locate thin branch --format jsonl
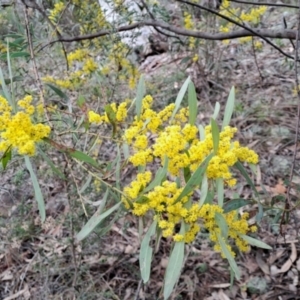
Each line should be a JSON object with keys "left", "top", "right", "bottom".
{"left": 229, "top": 0, "right": 299, "bottom": 9}
{"left": 39, "top": 19, "right": 296, "bottom": 60}
{"left": 20, "top": 0, "right": 69, "bottom": 69}
{"left": 23, "top": 6, "right": 51, "bottom": 124}
{"left": 134, "top": 280, "right": 143, "bottom": 300}
{"left": 283, "top": 15, "right": 296, "bottom": 50}
{"left": 139, "top": 0, "right": 182, "bottom": 42}
{"left": 23, "top": 0, "right": 297, "bottom": 62}
{"left": 175, "top": 0, "right": 294, "bottom": 59}
{"left": 251, "top": 37, "right": 264, "bottom": 82}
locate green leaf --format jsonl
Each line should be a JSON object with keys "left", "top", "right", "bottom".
{"left": 4, "top": 34, "right": 24, "bottom": 39}
{"left": 0, "top": 51, "right": 30, "bottom": 60}
{"left": 38, "top": 148, "right": 66, "bottom": 180}
{"left": 239, "top": 234, "right": 272, "bottom": 250}
{"left": 138, "top": 217, "right": 144, "bottom": 240}
{"left": 98, "top": 189, "right": 109, "bottom": 212}
{"left": 215, "top": 212, "right": 228, "bottom": 238}
{"left": 3, "top": 76, "right": 23, "bottom": 84}
{"left": 105, "top": 104, "right": 117, "bottom": 123}
{"left": 144, "top": 157, "right": 169, "bottom": 193}
{"left": 198, "top": 124, "right": 205, "bottom": 141}
{"left": 76, "top": 198, "right": 121, "bottom": 241}
{"left": 24, "top": 156, "right": 46, "bottom": 222}
{"left": 256, "top": 202, "right": 264, "bottom": 223}
{"left": 105, "top": 104, "right": 117, "bottom": 135}
{"left": 77, "top": 95, "right": 86, "bottom": 107}
{"left": 122, "top": 143, "right": 130, "bottom": 160}
{"left": 6, "top": 47, "right": 13, "bottom": 103}
{"left": 115, "top": 146, "right": 121, "bottom": 190}
{"left": 211, "top": 118, "right": 219, "bottom": 154}
{"left": 249, "top": 163, "right": 257, "bottom": 175}
{"left": 223, "top": 198, "right": 250, "bottom": 213}
{"left": 234, "top": 161, "right": 259, "bottom": 197}
{"left": 205, "top": 191, "right": 214, "bottom": 204}
{"left": 68, "top": 150, "right": 100, "bottom": 168}
{"left": 0, "top": 67, "right": 11, "bottom": 105}
{"left": 216, "top": 232, "right": 240, "bottom": 279}
{"left": 79, "top": 175, "right": 93, "bottom": 194}
{"left": 8, "top": 37, "right": 26, "bottom": 46}
{"left": 222, "top": 86, "right": 235, "bottom": 130}
{"left": 95, "top": 209, "right": 121, "bottom": 237}
{"left": 1, "top": 147, "right": 12, "bottom": 169}
{"left": 183, "top": 165, "right": 191, "bottom": 182}
{"left": 140, "top": 219, "right": 157, "bottom": 283}
{"left": 164, "top": 225, "right": 185, "bottom": 300}
{"left": 135, "top": 195, "right": 150, "bottom": 204}
{"left": 180, "top": 56, "right": 192, "bottom": 64}
{"left": 135, "top": 74, "right": 145, "bottom": 119}
{"left": 188, "top": 81, "right": 197, "bottom": 125}
{"left": 7, "top": 40, "right": 25, "bottom": 49}
{"left": 170, "top": 76, "right": 191, "bottom": 121}
{"left": 199, "top": 173, "right": 208, "bottom": 207}
{"left": 212, "top": 102, "right": 220, "bottom": 120}
{"left": 175, "top": 153, "right": 213, "bottom": 204}
{"left": 216, "top": 178, "right": 224, "bottom": 207}
{"left": 11, "top": 51, "right": 29, "bottom": 58}
{"left": 45, "top": 83, "right": 68, "bottom": 99}
{"left": 230, "top": 268, "right": 235, "bottom": 287}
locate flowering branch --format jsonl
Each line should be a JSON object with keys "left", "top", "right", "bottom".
{"left": 38, "top": 20, "right": 296, "bottom": 58}
{"left": 229, "top": 0, "right": 298, "bottom": 9}
{"left": 21, "top": 0, "right": 295, "bottom": 60}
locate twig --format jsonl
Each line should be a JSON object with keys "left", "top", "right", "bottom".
{"left": 23, "top": 6, "right": 51, "bottom": 124}
{"left": 139, "top": 0, "right": 183, "bottom": 42}
{"left": 20, "top": 0, "right": 69, "bottom": 69}
{"left": 229, "top": 0, "right": 299, "bottom": 9}
{"left": 251, "top": 37, "right": 264, "bottom": 82}
{"left": 63, "top": 154, "right": 78, "bottom": 287}
{"left": 280, "top": 0, "right": 300, "bottom": 234}
{"left": 38, "top": 20, "right": 296, "bottom": 61}
{"left": 175, "top": 0, "right": 294, "bottom": 60}
{"left": 134, "top": 279, "right": 143, "bottom": 300}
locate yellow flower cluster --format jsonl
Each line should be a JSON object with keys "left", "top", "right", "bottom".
{"left": 67, "top": 49, "right": 88, "bottom": 63}
{"left": 0, "top": 95, "right": 51, "bottom": 156}
{"left": 184, "top": 11, "right": 193, "bottom": 30}
{"left": 45, "top": 2, "right": 139, "bottom": 91}
{"left": 192, "top": 54, "right": 199, "bottom": 62}
{"left": 123, "top": 175, "right": 196, "bottom": 243}
{"left": 123, "top": 95, "right": 258, "bottom": 185}
{"left": 183, "top": 11, "right": 196, "bottom": 49}
{"left": 49, "top": 2, "right": 65, "bottom": 22}
{"left": 88, "top": 111, "right": 102, "bottom": 124}
{"left": 240, "top": 6, "right": 267, "bottom": 25}
{"left": 88, "top": 102, "right": 128, "bottom": 124}
{"left": 42, "top": 75, "right": 74, "bottom": 90}
{"left": 123, "top": 171, "right": 256, "bottom": 252}
{"left": 0, "top": 41, "right": 6, "bottom": 53}
{"left": 78, "top": 1, "right": 109, "bottom": 36}
{"left": 120, "top": 94, "right": 259, "bottom": 249}
{"left": 190, "top": 125, "right": 258, "bottom": 186}
{"left": 103, "top": 41, "right": 139, "bottom": 89}
{"left": 219, "top": 1, "right": 267, "bottom": 44}
{"left": 42, "top": 48, "right": 99, "bottom": 90}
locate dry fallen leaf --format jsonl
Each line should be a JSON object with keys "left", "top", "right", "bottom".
{"left": 271, "top": 243, "right": 297, "bottom": 276}
{"left": 3, "top": 284, "right": 30, "bottom": 300}
{"left": 256, "top": 250, "right": 270, "bottom": 275}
